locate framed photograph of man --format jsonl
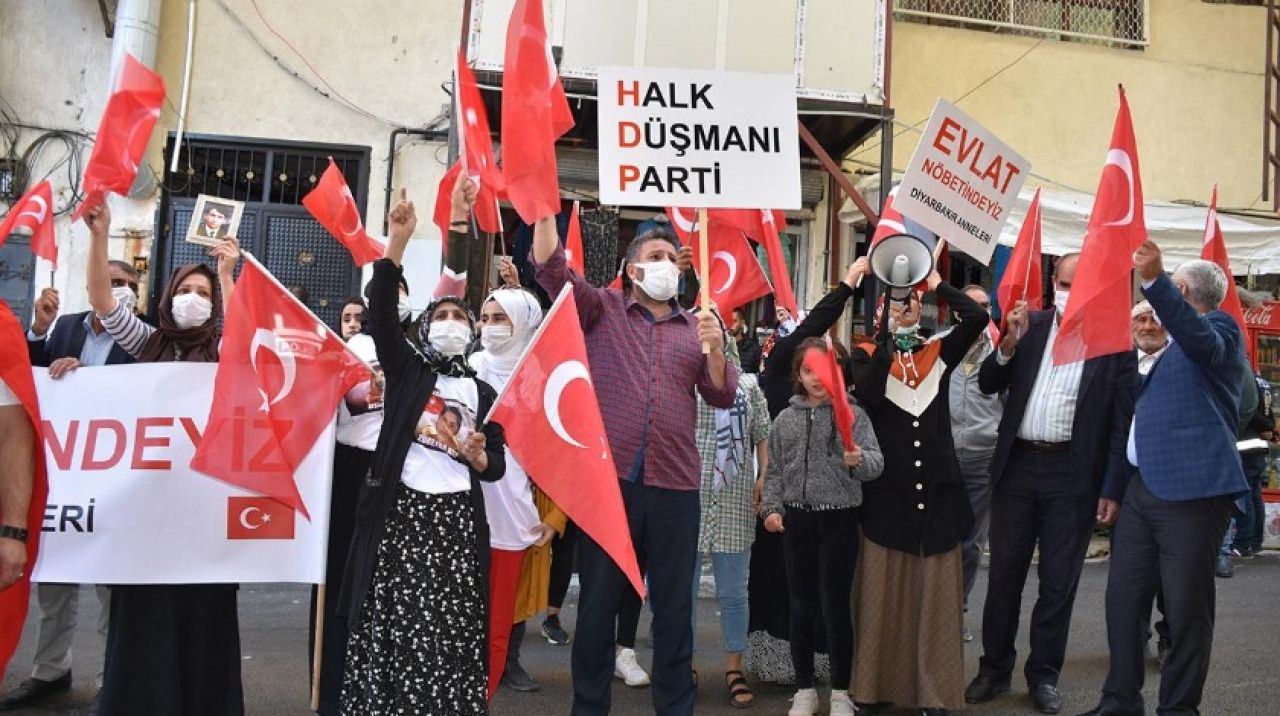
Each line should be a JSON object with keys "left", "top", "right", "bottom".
{"left": 186, "top": 194, "right": 244, "bottom": 247}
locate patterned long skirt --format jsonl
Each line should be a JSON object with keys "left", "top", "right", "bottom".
{"left": 342, "top": 486, "right": 487, "bottom": 714}
{"left": 853, "top": 538, "right": 965, "bottom": 711}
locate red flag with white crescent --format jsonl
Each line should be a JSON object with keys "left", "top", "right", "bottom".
{"left": 456, "top": 49, "right": 504, "bottom": 196}
{"left": 302, "top": 159, "right": 386, "bottom": 266}
{"left": 0, "top": 181, "right": 58, "bottom": 267}
{"left": 1054, "top": 86, "right": 1146, "bottom": 365}
{"left": 433, "top": 161, "right": 504, "bottom": 240}
{"left": 0, "top": 301, "right": 47, "bottom": 674}
{"left": 191, "top": 255, "right": 370, "bottom": 519}
{"left": 995, "top": 188, "right": 1045, "bottom": 340}
{"left": 486, "top": 285, "right": 644, "bottom": 597}
{"left": 1201, "top": 184, "right": 1251, "bottom": 364}
{"left": 72, "top": 53, "right": 165, "bottom": 221}
{"left": 501, "top": 0, "right": 574, "bottom": 223}
{"left": 690, "top": 224, "right": 773, "bottom": 316}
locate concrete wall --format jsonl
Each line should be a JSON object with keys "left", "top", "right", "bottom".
{"left": 867, "top": 0, "right": 1267, "bottom": 209}
{"left": 1, "top": 0, "right": 461, "bottom": 314}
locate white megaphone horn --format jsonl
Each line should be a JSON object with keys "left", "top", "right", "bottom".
{"left": 868, "top": 233, "right": 935, "bottom": 301}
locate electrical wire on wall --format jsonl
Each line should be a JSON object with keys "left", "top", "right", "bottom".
{"left": 0, "top": 92, "right": 94, "bottom": 219}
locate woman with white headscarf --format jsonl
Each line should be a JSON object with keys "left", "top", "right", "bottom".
{"left": 471, "top": 287, "right": 567, "bottom": 698}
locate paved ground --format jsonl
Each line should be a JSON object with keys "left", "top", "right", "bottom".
{"left": 3, "top": 553, "right": 1277, "bottom": 715}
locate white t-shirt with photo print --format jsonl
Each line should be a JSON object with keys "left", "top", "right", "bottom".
{"left": 400, "top": 374, "right": 480, "bottom": 495}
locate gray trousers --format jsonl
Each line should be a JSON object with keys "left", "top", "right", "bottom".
{"left": 959, "top": 458, "right": 994, "bottom": 608}
{"left": 32, "top": 583, "right": 110, "bottom": 686}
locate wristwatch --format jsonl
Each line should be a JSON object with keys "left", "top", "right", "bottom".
{"left": 0, "top": 525, "right": 28, "bottom": 542}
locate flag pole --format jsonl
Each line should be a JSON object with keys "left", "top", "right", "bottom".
{"left": 310, "top": 584, "right": 325, "bottom": 710}
{"left": 698, "top": 207, "right": 711, "bottom": 354}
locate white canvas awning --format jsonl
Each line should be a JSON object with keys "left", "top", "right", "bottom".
{"left": 854, "top": 176, "right": 1280, "bottom": 276}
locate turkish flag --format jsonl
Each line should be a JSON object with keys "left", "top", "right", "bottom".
{"left": 870, "top": 189, "right": 909, "bottom": 247}
{"left": 665, "top": 206, "right": 699, "bottom": 242}
{"left": 1202, "top": 184, "right": 1251, "bottom": 364}
{"left": 433, "top": 161, "right": 503, "bottom": 240}
{"left": 0, "top": 181, "right": 58, "bottom": 267}
{"left": 674, "top": 207, "right": 796, "bottom": 316}
{"left": 72, "top": 53, "right": 164, "bottom": 221}
{"left": 456, "top": 50, "right": 504, "bottom": 197}
{"left": 1054, "top": 86, "right": 1146, "bottom": 365}
{"left": 191, "top": 256, "right": 370, "bottom": 519}
{"left": 565, "top": 201, "right": 585, "bottom": 275}
{"left": 226, "top": 496, "right": 296, "bottom": 540}
{"left": 757, "top": 209, "right": 798, "bottom": 318}
{"left": 691, "top": 225, "right": 773, "bottom": 316}
{"left": 996, "top": 188, "right": 1045, "bottom": 339}
{"left": 486, "top": 285, "right": 644, "bottom": 597}
{"left": 800, "top": 339, "right": 856, "bottom": 451}
{"left": 0, "top": 301, "right": 47, "bottom": 674}
{"left": 501, "top": 0, "right": 574, "bottom": 223}
{"left": 302, "top": 158, "right": 385, "bottom": 266}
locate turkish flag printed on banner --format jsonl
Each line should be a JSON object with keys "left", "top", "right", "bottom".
{"left": 486, "top": 285, "right": 644, "bottom": 597}
{"left": 501, "top": 0, "right": 574, "bottom": 223}
{"left": 565, "top": 201, "right": 586, "bottom": 275}
{"left": 226, "top": 496, "right": 296, "bottom": 540}
{"left": 1202, "top": 184, "right": 1251, "bottom": 364}
{"left": 691, "top": 225, "right": 773, "bottom": 316}
{"left": 72, "top": 53, "right": 164, "bottom": 221}
{"left": 996, "top": 188, "right": 1045, "bottom": 339}
{"left": 302, "top": 158, "right": 386, "bottom": 266}
{"left": 1054, "top": 86, "right": 1146, "bottom": 365}
{"left": 433, "top": 161, "right": 503, "bottom": 241}
{"left": 456, "top": 49, "right": 503, "bottom": 197}
{"left": 0, "top": 301, "right": 48, "bottom": 675}
{"left": 801, "top": 340, "right": 856, "bottom": 451}
{"left": 191, "top": 255, "right": 370, "bottom": 519}
{"left": 0, "top": 180, "right": 58, "bottom": 267}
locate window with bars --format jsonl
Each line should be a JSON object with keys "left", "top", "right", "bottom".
{"left": 163, "top": 136, "right": 366, "bottom": 205}
{"left": 895, "top": 0, "right": 1149, "bottom": 48}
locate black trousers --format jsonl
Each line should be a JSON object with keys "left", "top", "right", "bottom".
{"left": 1099, "top": 474, "right": 1231, "bottom": 716}
{"left": 979, "top": 447, "right": 1094, "bottom": 687}
{"left": 571, "top": 480, "right": 699, "bottom": 716}
{"left": 782, "top": 506, "right": 859, "bottom": 690}
{"left": 548, "top": 521, "right": 579, "bottom": 610}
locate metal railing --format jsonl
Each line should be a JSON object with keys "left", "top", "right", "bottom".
{"left": 895, "top": 0, "right": 1149, "bottom": 48}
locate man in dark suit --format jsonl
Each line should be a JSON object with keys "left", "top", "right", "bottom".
{"left": 1078, "top": 242, "right": 1248, "bottom": 716}
{"left": 0, "top": 260, "right": 138, "bottom": 711}
{"left": 965, "top": 253, "right": 1136, "bottom": 715}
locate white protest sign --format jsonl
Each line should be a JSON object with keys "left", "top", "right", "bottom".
{"left": 596, "top": 66, "right": 801, "bottom": 209}
{"left": 895, "top": 99, "right": 1030, "bottom": 264}
{"left": 31, "top": 363, "right": 332, "bottom": 584}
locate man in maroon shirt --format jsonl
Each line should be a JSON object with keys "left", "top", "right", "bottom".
{"left": 534, "top": 214, "right": 737, "bottom": 715}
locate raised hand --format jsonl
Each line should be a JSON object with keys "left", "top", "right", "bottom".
{"left": 31, "top": 288, "right": 60, "bottom": 336}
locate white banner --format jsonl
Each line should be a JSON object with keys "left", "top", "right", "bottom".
{"left": 30, "top": 363, "right": 332, "bottom": 584}
{"left": 596, "top": 66, "right": 801, "bottom": 209}
{"left": 895, "top": 99, "right": 1031, "bottom": 265}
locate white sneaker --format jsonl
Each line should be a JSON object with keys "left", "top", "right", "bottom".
{"left": 613, "top": 648, "right": 650, "bottom": 687}
{"left": 830, "top": 690, "right": 856, "bottom": 716}
{"left": 788, "top": 687, "right": 819, "bottom": 716}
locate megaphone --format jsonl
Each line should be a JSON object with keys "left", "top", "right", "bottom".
{"left": 868, "top": 233, "right": 934, "bottom": 301}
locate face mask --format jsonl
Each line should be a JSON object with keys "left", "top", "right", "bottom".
{"left": 428, "top": 319, "right": 472, "bottom": 356}
{"left": 397, "top": 295, "right": 412, "bottom": 323}
{"left": 171, "top": 293, "right": 212, "bottom": 330}
{"left": 1054, "top": 288, "right": 1070, "bottom": 316}
{"left": 632, "top": 261, "right": 680, "bottom": 302}
{"left": 480, "top": 325, "right": 516, "bottom": 355}
{"left": 778, "top": 318, "right": 797, "bottom": 336}
{"left": 112, "top": 286, "right": 138, "bottom": 315}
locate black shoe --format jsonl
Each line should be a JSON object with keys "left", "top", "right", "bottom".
{"left": 1156, "top": 637, "right": 1172, "bottom": 666}
{"left": 921, "top": 710, "right": 948, "bottom": 716}
{"left": 0, "top": 673, "right": 73, "bottom": 711}
{"left": 541, "top": 615, "right": 570, "bottom": 645}
{"left": 1215, "top": 555, "right": 1233, "bottom": 578}
{"left": 964, "top": 674, "right": 1010, "bottom": 704}
{"left": 1031, "top": 684, "right": 1063, "bottom": 714}
{"left": 854, "top": 701, "right": 891, "bottom": 715}
{"left": 501, "top": 662, "right": 541, "bottom": 692}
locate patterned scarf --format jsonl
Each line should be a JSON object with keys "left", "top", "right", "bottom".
{"left": 409, "top": 296, "right": 475, "bottom": 379}
{"left": 713, "top": 389, "right": 751, "bottom": 490}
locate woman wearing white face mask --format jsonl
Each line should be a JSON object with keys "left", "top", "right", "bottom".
{"left": 339, "top": 186, "right": 506, "bottom": 715}
{"left": 82, "top": 202, "right": 248, "bottom": 715}
{"left": 470, "top": 287, "right": 567, "bottom": 698}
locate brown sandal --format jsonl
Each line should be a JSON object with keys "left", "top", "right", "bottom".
{"left": 725, "top": 670, "right": 753, "bottom": 708}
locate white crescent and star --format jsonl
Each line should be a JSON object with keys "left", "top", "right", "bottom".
{"left": 16, "top": 195, "right": 49, "bottom": 224}
{"left": 1102, "top": 148, "right": 1135, "bottom": 228}
{"left": 238, "top": 506, "right": 271, "bottom": 530}
{"left": 713, "top": 250, "right": 737, "bottom": 293}
{"left": 670, "top": 208, "right": 697, "bottom": 235}
{"left": 544, "top": 360, "right": 591, "bottom": 449}
{"left": 121, "top": 106, "right": 161, "bottom": 175}
{"left": 249, "top": 327, "right": 297, "bottom": 411}
{"left": 337, "top": 186, "right": 364, "bottom": 238}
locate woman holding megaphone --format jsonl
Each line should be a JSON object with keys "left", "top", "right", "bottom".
{"left": 848, "top": 264, "right": 989, "bottom": 716}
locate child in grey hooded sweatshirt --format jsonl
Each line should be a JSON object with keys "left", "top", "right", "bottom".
{"left": 760, "top": 337, "right": 883, "bottom": 716}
